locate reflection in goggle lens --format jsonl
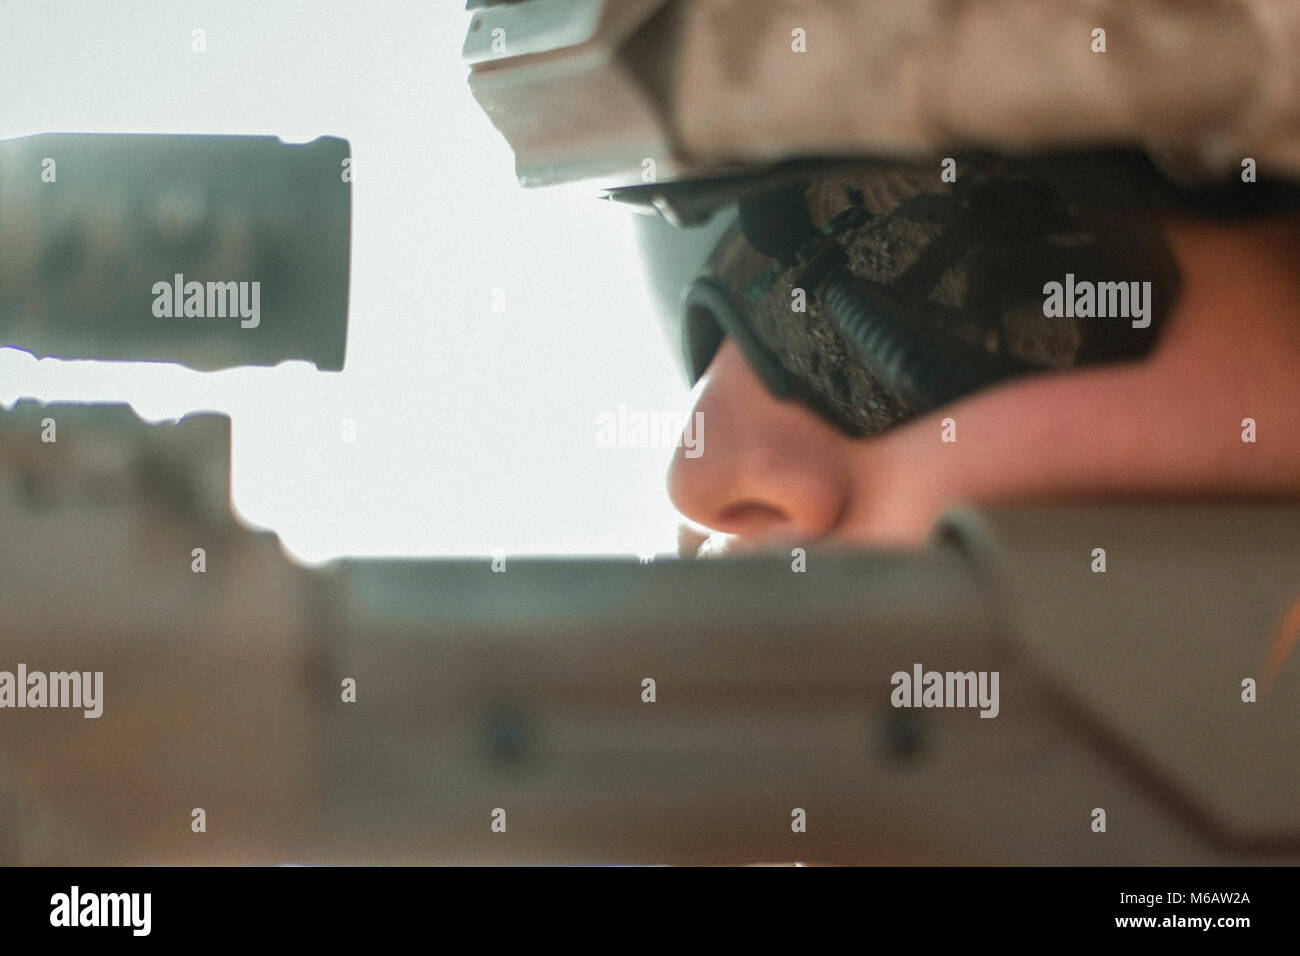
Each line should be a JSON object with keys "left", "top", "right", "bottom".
{"left": 683, "top": 159, "right": 1182, "bottom": 436}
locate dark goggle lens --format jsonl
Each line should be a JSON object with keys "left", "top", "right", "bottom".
{"left": 683, "top": 161, "right": 1181, "bottom": 437}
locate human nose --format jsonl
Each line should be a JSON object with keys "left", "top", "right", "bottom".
{"left": 667, "top": 339, "right": 853, "bottom": 544}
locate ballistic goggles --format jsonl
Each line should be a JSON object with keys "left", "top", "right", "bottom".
{"left": 623, "top": 152, "right": 1300, "bottom": 436}
{"left": 667, "top": 158, "right": 1183, "bottom": 435}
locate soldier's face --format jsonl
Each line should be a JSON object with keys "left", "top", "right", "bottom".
{"left": 668, "top": 215, "right": 1300, "bottom": 557}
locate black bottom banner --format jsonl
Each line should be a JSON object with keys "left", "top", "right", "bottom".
{"left": 0, "top": 865, "right": 1280, "bottom": 943}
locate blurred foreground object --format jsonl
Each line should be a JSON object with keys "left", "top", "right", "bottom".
{"left": 0, "top": 134, "right": 352, "bottom": 371}
{"left": 2, "top": 402, "right": 1298, "bottom": 864}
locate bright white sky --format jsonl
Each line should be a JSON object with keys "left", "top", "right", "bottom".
{"left": 0, "top": 0, "right": 693, "bottom": 562}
